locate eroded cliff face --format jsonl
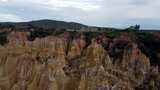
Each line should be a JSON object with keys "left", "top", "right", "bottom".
{"left": 0, "top": 31, "right": 159, "bottom": 90}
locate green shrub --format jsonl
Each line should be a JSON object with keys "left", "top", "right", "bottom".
{"left": 106, "top": 31, "right": 120, "bottom": 38}
{"left": 0, "top": 32, "right": 8, "bottom": 45}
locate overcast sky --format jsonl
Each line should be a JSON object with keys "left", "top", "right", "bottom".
{"left": 0, "top": 0, "right": 160, "bottom": 29}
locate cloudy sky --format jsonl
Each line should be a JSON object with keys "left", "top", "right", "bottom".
{"left": 0, "top": 0, "right": 160, "bottom": 29}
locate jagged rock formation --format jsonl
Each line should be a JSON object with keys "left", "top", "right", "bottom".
{"left": 0, "top": 31, "right": 159, "bottom": 90}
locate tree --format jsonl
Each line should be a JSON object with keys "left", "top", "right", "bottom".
{"left": 125, "top": 24, "right": 140, "bottom": 31}
{"left": 135, "top": 24, "right": 140, "bottom": 30}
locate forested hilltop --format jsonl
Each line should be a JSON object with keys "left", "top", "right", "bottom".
{"left": 0, "top": 19, "right": 88, "bottom": 30}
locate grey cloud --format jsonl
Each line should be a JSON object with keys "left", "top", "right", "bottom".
{"left": 0, "top": 0, "right": 160, "bottom": 29}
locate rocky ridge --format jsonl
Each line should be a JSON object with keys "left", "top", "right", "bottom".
{"left": 0, "top": 31, "right": 159, "bottom": 90}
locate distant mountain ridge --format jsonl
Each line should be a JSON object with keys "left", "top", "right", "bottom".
{"left": 0, "top": 19, "right": 88, "bottom": 30}
{"left": 1, "top": 19, "right": 160, "bottom": 32}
